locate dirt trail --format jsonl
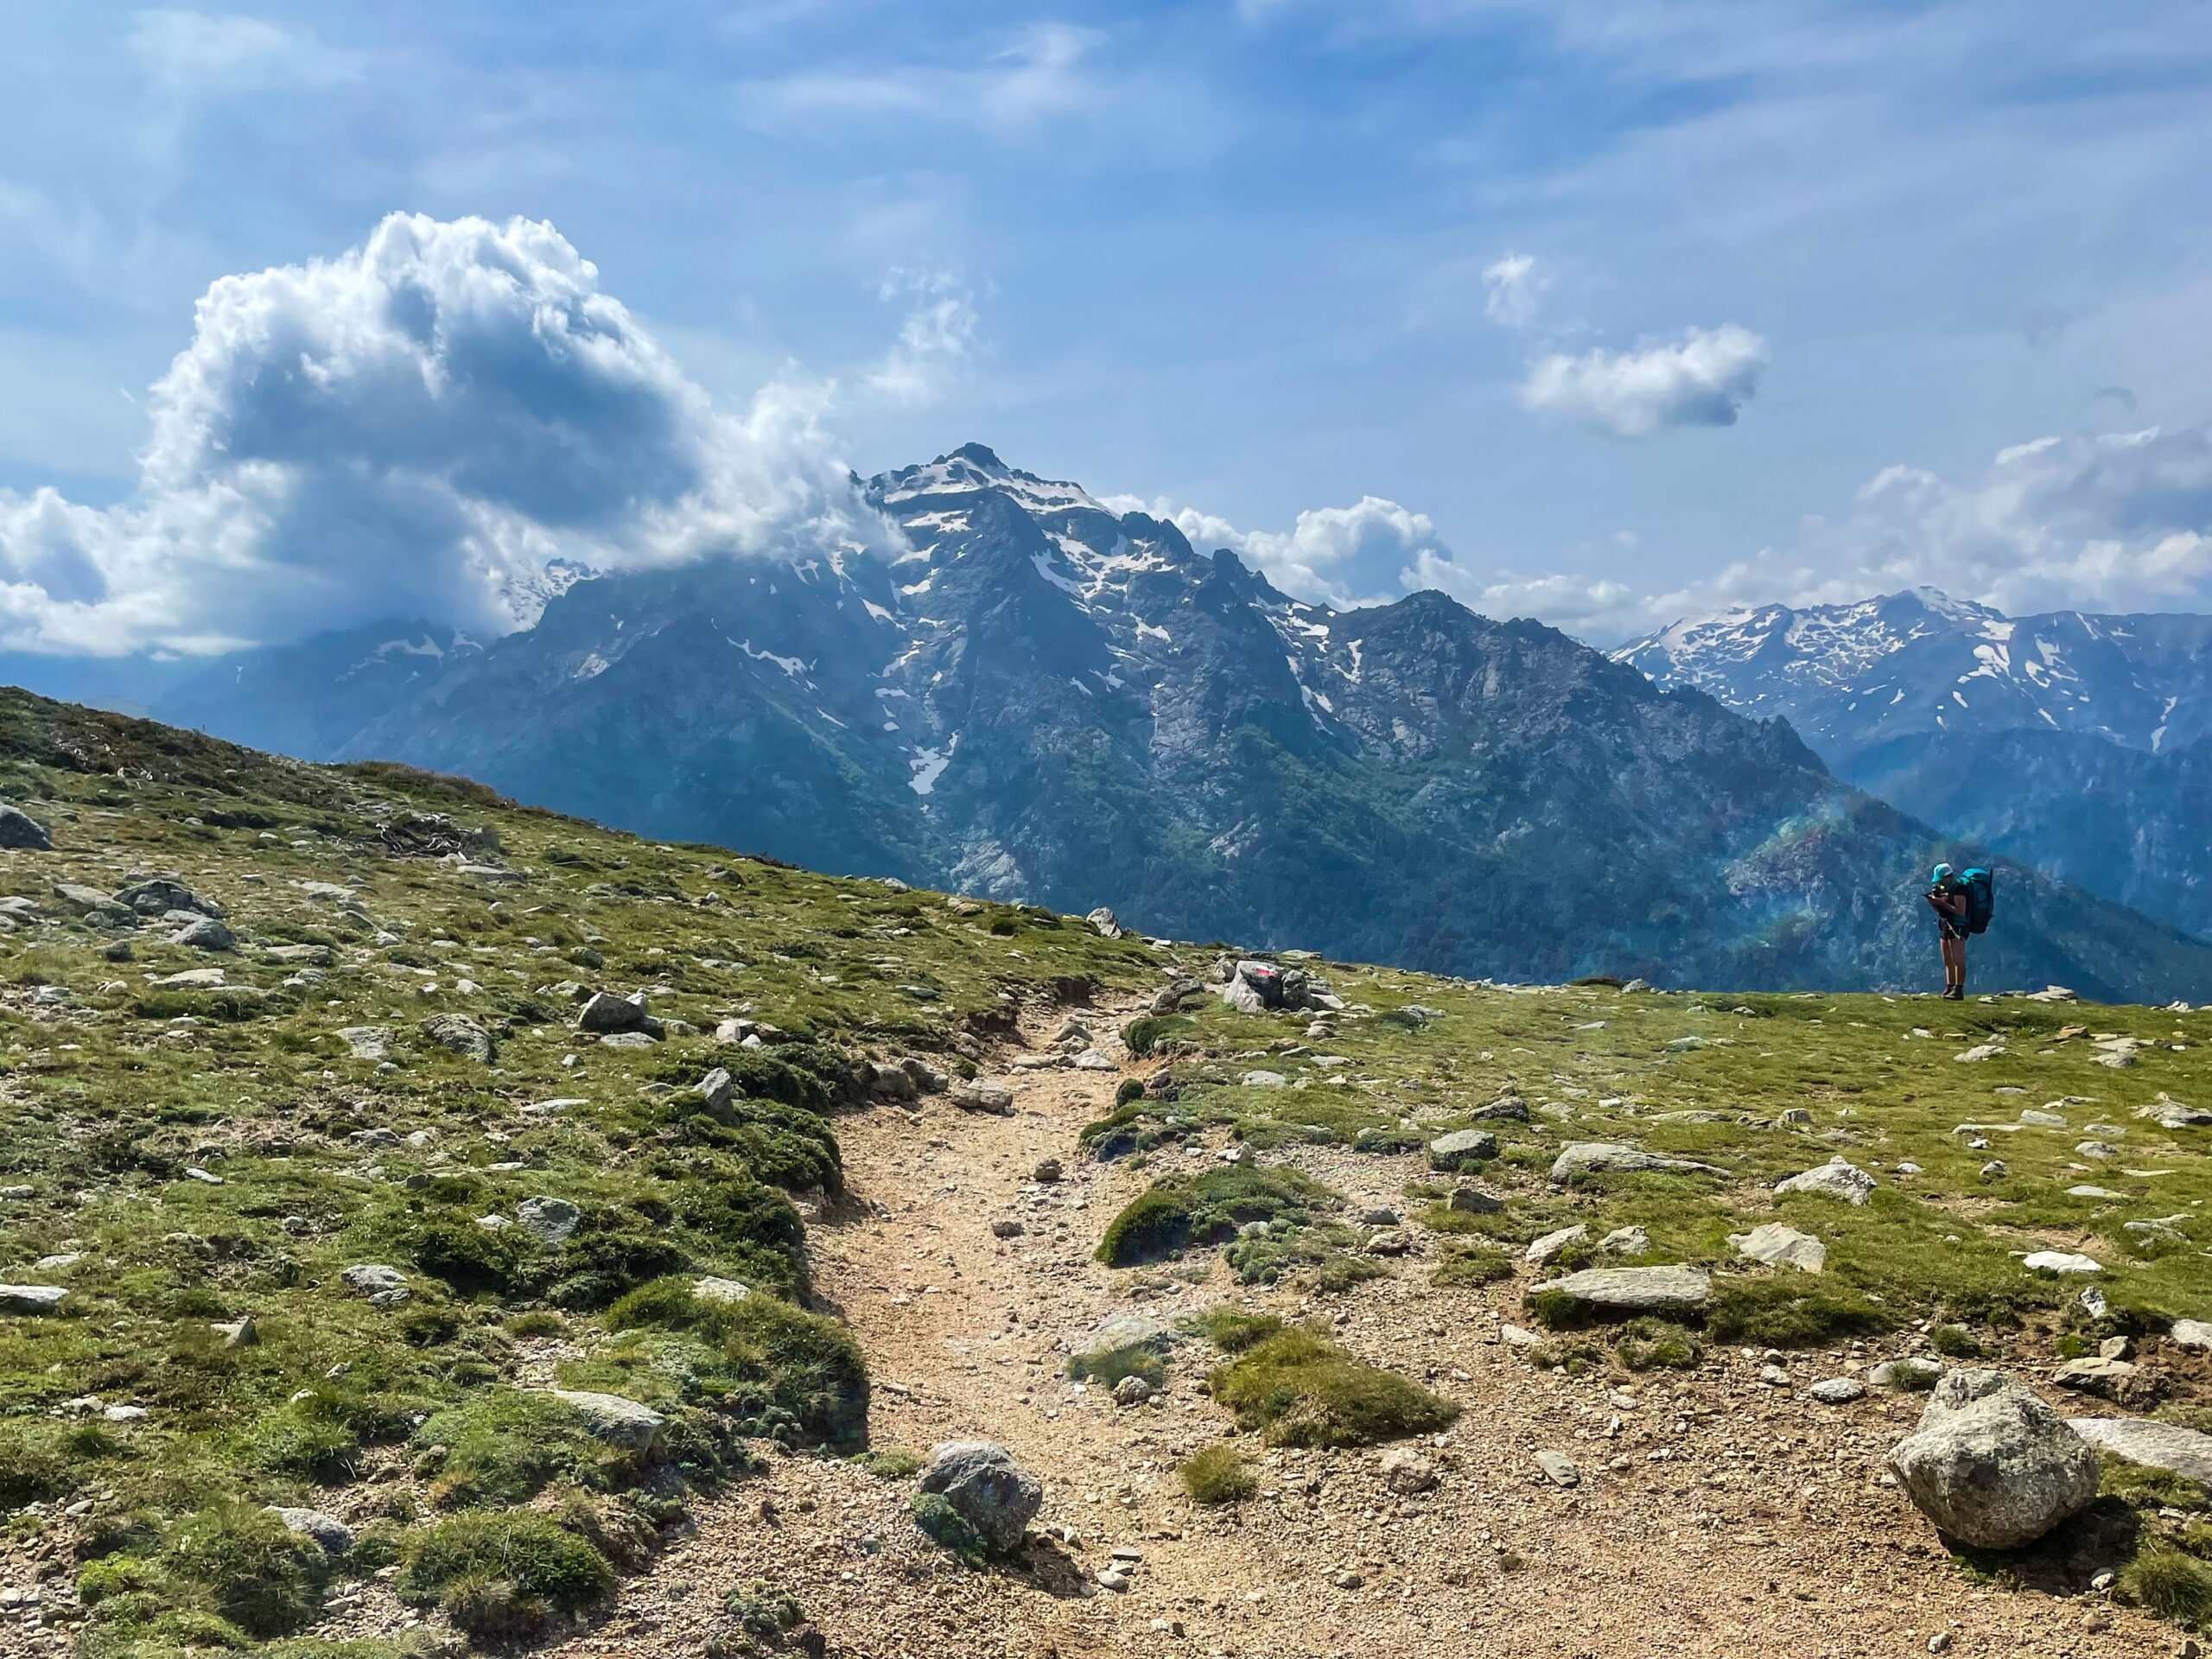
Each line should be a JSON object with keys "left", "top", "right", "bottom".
{"left": 567, "top": 1006, "right": 2162, "bottom": 1659}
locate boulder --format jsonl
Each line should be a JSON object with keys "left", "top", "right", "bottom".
{"left": 1082, "top": 1314, "right": 1179, "bottom": 1360}
{"left": 517, "top": 1197, "right": 582, "bottom": 1244}
{"left": 1112, "top": 1375, "right": 1154, "bottom": 1407}
{"left": 1531, "top": 1266, "right": 1711, "bottom": 1314}
{"left": 1731, "top": 1222, "right": 1827, "bottom": 1274}
{"left": 0, "top": 804, "right": 50, "bottom": 849}
{"left": 0, "top": 1285, "right": 67, "bottom": 1314}
{"left": 267, "top": 1507, "right": 353, "bottom": 1554}
{"left": 1470, "top": 1096, "right": 1530, "bottom": 1122}
{"left": 548, "top": 1389, "right": 666, "bottom": 1450}
{"left": 1086, "top": 907, "right": 1122, "bottom": 938}
{"left": 1549, "top": 1142, "right": 1722, "bottom": 1181}
{"left": 869, "top": 1062, "right": 919, "bottom": 1101}
{"left": 1219, "top": 976, "right": 1269, "bottom": 1014}
{"left": 2023, "top": 1251, "right": 2103, "bottom": 1275}
{"left": 1775, "top": 1156, "right": 1876, "bottom": 1205}
{"left": 2068, "top": 1417, "right": 2212, "bottom": 1485}
{"left": 918, "top": 1440, "right": 1044, "bottom": 1555}
{"left": 168, "top": 917, "right": 235, "bottom": 951}
{"left": 1446, "top": 1185, "right": 1503, "bottom": 1215}
{"left": 1380, "top": 1446, "right": 1440, "bottom": 1494}
{"left": 336, "top": 1026, "right": 391, "bottom": 1061}
{"left": 577, "top": 990, "right": 650, "bottom": 1033}
{"left": 951, "top": 1079, "right": 1014, "bottom": 1116}
{"left": 1599, "top": 1224, "right": 1650, "bottom": 1256}
{"left": 115, "top": 878, "right": 219, "bottom": 917}
{"left": 420, "top": 1014, "right": 494, "bottom": 1063}
{"left": 1427, "top": 1128, "right": 1498, "bottom": 1169}
{"left": 53, "top": 882, "right": 131, "bottom": 922}
{"left": 1525, "top": 1224, "right": 1588, "bottom": 1267}
{"left": 1809, "top": 1378, "right": 1866, "bottom": 1405}
{"left": 1886, "top": 1370, "right": 2099, "bottom": 1548}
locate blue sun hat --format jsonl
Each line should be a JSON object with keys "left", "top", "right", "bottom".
{"left": 1931, "top": 862, "right": 1954, "bottom": 883}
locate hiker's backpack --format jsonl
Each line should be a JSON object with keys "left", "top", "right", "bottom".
{"left": 1961, "top": 868, "right": 1994, "bottom": 935}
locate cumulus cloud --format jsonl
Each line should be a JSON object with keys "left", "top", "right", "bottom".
{"left": 1152, "top": 495, "right": 1452, "bottom": 608}
{"left": 1519, "top": 325, "right": 1768, "bottom": 436}
{"left": 0, "top": 213, "right": 903, "bottom": 656}
{"left": 1481, "top": 251, "right": 1547, "bottom": 329}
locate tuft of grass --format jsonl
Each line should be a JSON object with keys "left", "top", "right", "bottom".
{"left": 412, "top": 1388, "right": 640, "bottom": 1510}
{"left": 1096, "top": 1164, "right": 1338, "bottom": 1268}
{"left": 603, "top": 1278, "right": 868, "bottom": 1446}
{"left": 2124, "top": 1549, "right": 2212, "bottom": 1627}
{"left": 911, "top": 1492, "right": 988, "bottom": 1568}
{"left": 1432, "top": 1243, "right": 1514, "bottom": 1287}
{"left": 2103, "top": 1453, "right": 2211, "bottom": 1512}
{"left": 397, "top": 1510, "right": 615, "bottom": 1627}
{"left": 164, "top": 1498, "right": 330, "bottom": 1639}
{"left": 1207, "top": 1329, "right": 1459, "bottom": 1448}
{"left": 1704, "top": 1277, "right": 1892, "bottom": 1347}
{"left": 1069, "top": 1343, "right": 1166, "bottom": 1389}
{"left": 1184, "top": 1309, "right": 1286, "bottom": 1353}
{"left": 856, "top": 1447, "right": 925, "bottom": 1481}
{"left": 1179, "top": 1444, "right": 1258, "bottom": 1505}
{"left": 1928, "top": 1324, "right": 1984, "bottom": 1359}
{"left": 1615, "top": 1317, "right": 1705, "bottom": 1371}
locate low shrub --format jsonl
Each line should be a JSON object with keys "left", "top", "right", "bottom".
{"left": 1096, "top": 1165, "right": 1338, "bottom": 1268}
{"left": 1179, "top": 1444, "right": 1257, "bottom": 1505}
{"left": 2124, "top": 1548, "right": 2212, "bottom": 1626}
{"left": 1069, "top": 1343, "right": 1166, "bottom": 1389}
{"left": 1705, "top": 1278, "right": 1891, "bottom": 1347}
{"left": 1184, "top": 1309, "right": 1286, "bottom": 1353}
{"left": 165, "top": 1498, "right": 329, "bottom": 1638}
{"left": 603, "top": 1279, "right": 868, "bottom": 1446}
{"left": 397, "top": 1511, "right": 615, "bottom": 1623}
{"left": 1615, "top": 1318, "right": 1704, "bottom": 1371}
{"left": 1207, "top": 1329, "right": 1459, "bottom": 1448}
{"left": 1432, "top": 1243, "right": 1514, "bottom": 1287}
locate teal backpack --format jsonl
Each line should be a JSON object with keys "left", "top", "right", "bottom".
{"left": 1960, "top": 868, "right": 1994, "bottom": 935}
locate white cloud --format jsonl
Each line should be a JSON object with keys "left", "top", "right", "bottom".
{"left": 127, "top": 10, "right": 362, "bottom": 99}
{"left": 1519, "top": 324, "right": 1768, "bottom": 436}
{"left": 868, "top": 270, "right": 981, "bottom": 406}
{"left": 1481, "top": 251, "right": 1547, "bottom": 328}
{"left": 0, "top": 213, "right": 900, "bottom": 656}
{"left": 1157, "top": 495, "right": 1451, "bottom": 608}
{"left": 740, "top": 22, "right": 1104, "bottom": 134}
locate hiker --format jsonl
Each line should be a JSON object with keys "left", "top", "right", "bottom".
{"left": 1925, "top": 862, "right": 1993, "bottom": 1000}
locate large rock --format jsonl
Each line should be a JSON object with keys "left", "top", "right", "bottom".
{"left": 1080, "top": 1313, "right": 1180, "bottom": 1360}
{"left": 517, "top": 1196, "right": 582, "bottom": 1244}
{"left": 548, "top": 1389, "right": 666, "bottom": 1450}
{"left": 1731, "top": 1222, "right": 1827, "bottom": 1273}
{"left": 1531, "top": 1266, "right": 1711, "bottom": 1314}
{"left": 1886, "top": 1370, "right": 2099, "bottom": 1548}
{"left": 577, "top": 989, "right": 650, "bottom": 1033}
{"left": 1775, "top": 1156, "right": 1877, "bottom": 1205}
{"left": 950, "top": 1078, "right": 1014, "bottom": 1116}
{"left": 2068, "top": 1417, "right": 2212, "bottom": 1485}
{"left": 340, "top": 1264, "right": 412, "bottom": 1307}
{"left": 169, "top": 916, "right": 235, "bottom": 950}
{"left": 1549, "top": 1142, "right": 1722, "bottom": 1181}
{"left": 115, "top": 878, "right": 219, "bottom": 918}
{"left": 0, "top": 804, "right": 50, "bottom": 849}
{"left": 53, "top": 882, "right": 132, "bottom": 923}
{"left": 267, "top": 1507, "right": 353, "bottom": 1554}
{"left": 1427, "top": 1128, "right": 1498, "bottom": 1168}
{"left": 336, "top": 1026, "right": 391, "bottom": 1061}
{"left": 420, "top": 1014, "right": 494, "bottom": 1062}
{"left": 917, "top": 1440, "right": 1043, "bottom": 1555}
{"left": 1085, "top": 906, "right": 1122, "bottom": 938}
{"left": 0, "top": 1285, "right": 67, "bottom": 1314}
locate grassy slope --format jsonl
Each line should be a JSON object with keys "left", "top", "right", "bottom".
{"left": 0, "top": 689, "right": 1156, "bottom": 1656}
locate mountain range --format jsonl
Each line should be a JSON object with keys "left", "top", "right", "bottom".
{"left": 1619, "top": 589, "right": 2212, "bottom": 942}
{"left": 89, "top": 445, "right": 2212, "bottom": 1001}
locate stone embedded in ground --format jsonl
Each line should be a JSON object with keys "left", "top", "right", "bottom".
{"left": 695, "top": 1066, "right": 735, "bottom": 1112}
{"left": 1549, "top": 1142, "right": 1722, "bottom": 1181}
{"left": 2170, "top": 1319, "right": 2212, "bottom": 1351}
{"left": 168, "top": 915, "right": 235, "bottom": 950}
{"left": 1535, "top": 1450, "right": 1580, "bottom": 1487}
{"left": 2053, "top": 1356, "right": 2138, "bottom": 1397}
{"left": 1533, "top": 1265, "right": 1711, "bottom": 1314}
{"left": 2067, "top": 1417, "right": 2212, "bottom": 1485}
{"left": 1365, "top": 1230, "right": 1411, "bottom": 1256}
{"left": 1112, "top": 1375, "right": 1154, "bottom": 1407}
{"left": 1084, "top": 1314, "right": 1179, "bottom": 1360}
{"left": 1886, "top": 1370, "right": 2101, "bottom": 1548}
{"left": 1810, "top": 1378, "right": 1866, "bottom": 1404}
{"left": 694, "top": 1275, "right": 752, "bottom": 1305}
{"left": 517, "top": 1196, "right": 582, "bottom": 1244}
{"left": 1730, "top": 1222, "right": 1827, "bottom": 1274}
{"left": 0, "top": 1285, "right": 67, "bottom": 1314}
{"left": 340, "top": 1264, "right": 411, "bottom": 1307}
{"left": 2023, "top": 1250, "right": 2103, "bottom": 1274}
{"left": 1775, "top": 1156, "right": 1876, "bottom": 1205}
{"left": 917, "top": 1440, "right": 1044, "bottom": 1556}
{"left": 1242, "top": 1070, "right": 1287, "bottom": 1088}
{"left": 1446, "top": 1186, "right": 1503, "bottom": 1215}
{"left": 1033, "top": 1157, "right": 1063, "bottom": 1184}
{"left": 991, "top": 1218, "right": 1025, "bottom": 1238}
{"left": 951, "top": 1079, "right": 1015, "bottom": 1116}
{"left": 1525, "top": 1224, "right": 1589, "bottom": 1267}
{"left": 1470, "top": 1096, "right": 1530, "bottom": 1122}
{"left": 0, "top": 803, "right": 50, "bottom": 849}
{"left": 267, "top": 1507, "right": 353, "bottom": 1554}
{"left": 1599, "top": 1225, "right": 1650, "bottom": 1256}
{"left": 1380, "top": 1446, "right": 1440, "bottom": 1494}
{"left": 336, "top": 1026, "right": 391, "bottom": 1061}
{"left": 548, "top": 1389, "right": 667, "bottom": 1449}
{"left": 868, "top": 1061, "right": 918, "bottom": 1100}
{"left": 1428, "top": 1128, "right": 1499, "bottom": 1167}
{"left": 420, "top": 1013, "right": 494, "bottom": 1062}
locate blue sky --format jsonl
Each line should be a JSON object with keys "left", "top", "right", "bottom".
{"left": 2, "top": 1, "right": 2209, "bottom": 663}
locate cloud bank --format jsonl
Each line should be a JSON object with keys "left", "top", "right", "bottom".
{"left": 0, "top": 213, "right": 908, "bottom": 656}
{"left": 1519, "top": 325, "right": 1769, "bottom": 436}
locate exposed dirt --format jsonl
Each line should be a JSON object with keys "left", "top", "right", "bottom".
{"left": 549, "top": 1002, "right": 2174, "bottom": 1659}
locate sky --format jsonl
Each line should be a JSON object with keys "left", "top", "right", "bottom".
{"left": 1, "top": 1, "right": 2209, "bottom": 667}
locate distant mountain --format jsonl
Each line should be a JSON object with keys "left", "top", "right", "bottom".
{"left": 1619, "top": 591, "right": 2212, "bottom": 938}
{"left": 140, "top": 446, "right": 2212, "bottom": 1001}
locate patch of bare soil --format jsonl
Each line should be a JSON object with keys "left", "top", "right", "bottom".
{"left": 561, "top": 1006, "right": 2167, "bottom": 1659}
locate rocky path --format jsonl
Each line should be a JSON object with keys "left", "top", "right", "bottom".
{"left": 562, "top": 1007, "right": 2169, "bottom": 1659}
